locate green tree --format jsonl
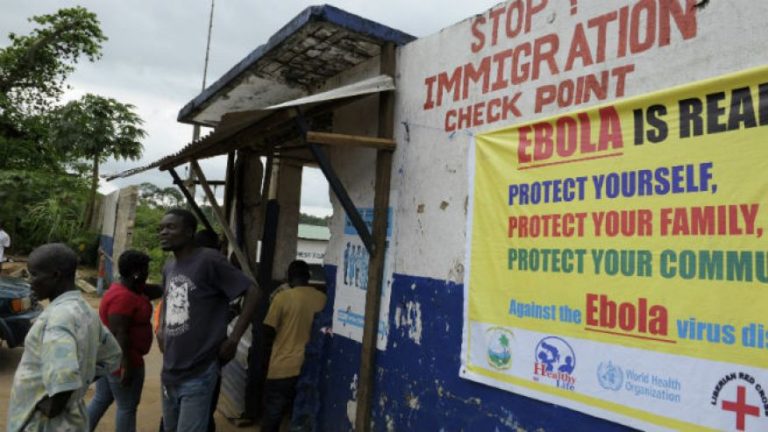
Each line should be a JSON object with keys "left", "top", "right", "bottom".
{"left": 0, "top": 7, "right": 106, "bottom": 171}
{"left": 50, "top": 94, "right": 146, "bottom": 227}
{"left": 299, "top": 212, "right": 330, "bottom": 226}
{"left": 0, "top": 169, "right": 90, "bottom": 252}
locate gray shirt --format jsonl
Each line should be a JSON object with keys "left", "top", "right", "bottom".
{"left": 161, "top": 247, "right": 250, "bottom": 384}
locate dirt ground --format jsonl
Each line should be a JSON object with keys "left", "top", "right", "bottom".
{"left": 0, "top": 292, "right": 259, "bottom": 432}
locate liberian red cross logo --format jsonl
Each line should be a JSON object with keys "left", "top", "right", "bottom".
{"left": 721, "top": 385, "right": 760, "bottom": 431}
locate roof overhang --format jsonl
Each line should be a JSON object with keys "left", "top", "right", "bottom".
{"left": 177, "top": 4, "right": 414, "bottom": 127}
{"left": 107, "top": 74, "right": 394, "bottom": 180}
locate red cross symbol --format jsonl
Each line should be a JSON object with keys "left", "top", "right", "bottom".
{"left": 722, "top": 385, "right": 760, "bottom": 431}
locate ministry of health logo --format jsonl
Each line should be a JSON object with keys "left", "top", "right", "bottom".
{"left": 485, "top": 327, "right": 513, "bottom": 370}
{"left": 597, "top": 361, "right": 624, "bottom": 391}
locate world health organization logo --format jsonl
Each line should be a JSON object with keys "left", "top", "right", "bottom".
{"left": 485, "top": 327, "right": 514, "bottom": 370}
{"left": 597, "top": 361, "right": 624, "bottom": 391}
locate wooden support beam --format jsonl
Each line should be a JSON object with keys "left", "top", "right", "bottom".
{"left": 190, "top": 160, "right": 259, "bottom": 286}
{"left": 168, "top": 167, "right": 215, "bottom": 233}
{"left": 296, "top": 110, "right": 375, "bottom": 255}
{"left": 356, "top": 42, "right": 396, "bottom": 432}
{"left": 306, "top": 131, "right": 396, "bottom": 150}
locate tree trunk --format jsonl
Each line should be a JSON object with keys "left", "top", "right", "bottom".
{"left": 83, "top": 156, "right": 99, "bottom": 229}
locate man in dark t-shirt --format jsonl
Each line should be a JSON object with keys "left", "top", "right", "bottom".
{"left": 157, "top": 209, "right": 260, "bottom": 432}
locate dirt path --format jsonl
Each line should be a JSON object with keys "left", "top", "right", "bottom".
{"left": 0, "top": 293, "right": 258, "bottom": 432}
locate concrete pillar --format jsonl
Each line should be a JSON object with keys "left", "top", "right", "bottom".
{"left": 111, "top": 186, "right": 139, "bottom": 279}
{"left": 272, "top": 160, "right": 303, "bottom": 279}
{"left": 239, "top": 151, "right": 264, "bottom": 266}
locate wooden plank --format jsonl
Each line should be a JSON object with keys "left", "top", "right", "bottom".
{"left": 295, "top": 110, "right": 375, "bottom": 255}
{"left": 190, "top": 160, "right": 258, "bottom": 286}
{"left": 223, "top": 151, "right": 236, "bottom": 224}
{"left": 306, "top": 131, "right": 396, "bottom": 150}
{"left": 168, "top": 167, "right": 215, "bottom": 233}
{"left": 356, "top": 41, "right": 396, "bottom": 432}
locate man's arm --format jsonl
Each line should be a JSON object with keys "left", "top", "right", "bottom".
{"left": 144, "top": 283, "right": 163, "bottom": 300}
{"left": 218, "top": 284, "right": 260, "bottom": 363}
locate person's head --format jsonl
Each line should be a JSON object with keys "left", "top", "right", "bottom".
{"left": 286, "top": 260, "right": 311, "bottom": 287}
{"left": 27, "top": 243, "right": 78, "bottom": 300}
{"left": 195, "top": 229, "right": 220, "bottom": 250}
{"left": 158, "top": 208, "right": 197, "bottom": 252}
{"left": 118, "top": 249, "right": 150, "bottom": 290}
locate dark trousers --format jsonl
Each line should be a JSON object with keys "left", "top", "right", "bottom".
{"left": 261, "top": 376, "right": 298, "bottom": 432}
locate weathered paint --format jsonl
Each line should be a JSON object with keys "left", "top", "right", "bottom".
{"left": 313, "top": 1, "right": 768, "bottom": 430}
{"left": 178, "top": 5, "right": 415, "bottom": 126}
{"left": 316, "top": 266, "right": 636, "bottom": 431}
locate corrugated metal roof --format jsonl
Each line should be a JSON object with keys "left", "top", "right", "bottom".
{"left": 107, "top": 74, "right": 393, "bottom": 180}
{"left": 108, "top": 5, "right": 413, "bottom": 180}
{"left": 178, "top": 4, "right": 415, "bottom": 126}
{"left": 298, "top": 224, "right": 330, "bottom": 240}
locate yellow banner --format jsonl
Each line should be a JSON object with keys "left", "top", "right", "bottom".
{"left": 465, "top": 66, "right": 768, "bottom": 431}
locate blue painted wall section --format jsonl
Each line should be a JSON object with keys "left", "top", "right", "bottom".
{"left": 99, "top": 235, "right": 114, "bottom": 282}
{"left": 316, "top": 265, "right": 637, "bottom": 431}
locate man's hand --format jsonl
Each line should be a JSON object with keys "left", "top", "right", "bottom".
{"left": 218, "top": 337, "right": 239, "bottom": 364}
{"left": 36, "top": 391, "right": 73, "bottom": 418}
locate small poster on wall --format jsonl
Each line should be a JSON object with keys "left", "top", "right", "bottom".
{"left": 332, "top": 198, "right": 396, "bottom": 351}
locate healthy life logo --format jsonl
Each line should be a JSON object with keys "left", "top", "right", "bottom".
{"left": 533, "top": 336, "right": 576, "bottom": 390}
{"left": 485, "top": 327, "right": 514, "bottom": 370}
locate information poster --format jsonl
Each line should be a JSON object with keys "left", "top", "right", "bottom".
{"left": 462, "top": 67, "right": 768, "bottom": 431}
{"left": 333, "top": 203, "right": 395, "bottom": 351}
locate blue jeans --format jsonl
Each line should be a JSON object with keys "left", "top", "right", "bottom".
{"left": 87, "top": 366, "right": 145, "bottom": 432}
{"left": 162, "top": 362, "right": 219, "bottom": 432}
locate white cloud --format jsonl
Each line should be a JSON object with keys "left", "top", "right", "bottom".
{"left": 3, "top": 0, "right": 500, "bottom": 213}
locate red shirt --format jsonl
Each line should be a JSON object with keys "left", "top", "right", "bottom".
{"left": 100, "top": 282, "right": 153, "bottom": 367}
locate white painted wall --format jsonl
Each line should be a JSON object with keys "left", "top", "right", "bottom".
{"left": 297, "top": 238, "right": 327, "bottom": 264}
{"left": 386, "top": 0, "right": 768, "bottom": 281}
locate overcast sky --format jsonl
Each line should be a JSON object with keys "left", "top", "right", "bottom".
{"left": 2, "top": 0, "right": 499, "bottom": 216}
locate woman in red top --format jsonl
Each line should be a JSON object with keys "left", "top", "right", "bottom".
{"left": 87, "top": 250, "right": 162, "bottom": 432}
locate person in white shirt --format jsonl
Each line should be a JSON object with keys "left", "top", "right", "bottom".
{"left": 0, "top": 225, "right": 10, "bottom": 273}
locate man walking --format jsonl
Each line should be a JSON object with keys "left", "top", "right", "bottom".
{"left": 261, "top": 260, "right": 326, "bottom": 432}
{"left": 7, "top": 243, "right": 122, "bottom": 431}
{"left": 157, "top": 209, "right": 260, "bottom": 432}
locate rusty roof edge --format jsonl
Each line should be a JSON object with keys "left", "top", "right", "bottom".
{"left": 177, "top": 4, "right": 415, "bottom": 125}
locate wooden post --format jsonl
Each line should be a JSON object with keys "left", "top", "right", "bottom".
{"left": 355, "top": 42, "right": 396, "bottom": 432}
{"left": 190, "top": 160, "right": 259, "bottom": 286}
{"left": 168, "top": 167, "right": 216, "bottom": 233}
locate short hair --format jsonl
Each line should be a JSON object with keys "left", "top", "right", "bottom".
{"left": 287, "top": 260, "right": 311, "bottom": 282}
{"left": 29, "top": 243, "right": 78, "bottom": 279}
{"left": 195, "top": 229, "right": 220, "bottom": 249}
{"left": 165, "top": 208, "right": 198, "bottom": 233}
{"left": 118, "top": 249, "right": 150, "bottom": 278}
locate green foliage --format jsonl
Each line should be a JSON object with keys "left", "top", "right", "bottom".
{"left": 299, "top": 212, "right": 330, "bottom": 226}
{"left": 132, "top": 202, "right": 169, "bottom": 281}
{"left": 138, "top": 182, "right": 184, "bottom": 209}
{"left": 0, "top": 169, "right": 91, "bottom": 253}
{"left": 0, "top": 7, "right": 105, "bottom": 114}
{"left": 0, "top": 7, "right": 106, "bottom": 171}
{"left": 0, "top": 7, "right": 146, "bottom": 262}
{"left": 49, "top": 93, "right": 146, "bottom": 226}
{"left": 50, "top": 94, "right": 145, "bottom": 163}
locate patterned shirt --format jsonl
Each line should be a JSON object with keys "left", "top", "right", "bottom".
{"left": 7, "top": 290, "right": 121, "bottom": 432}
